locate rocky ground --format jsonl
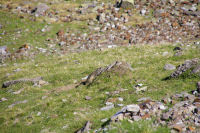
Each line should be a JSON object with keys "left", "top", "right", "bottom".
{"left": 0, "top": 0, "right": 200, "bottom": 133}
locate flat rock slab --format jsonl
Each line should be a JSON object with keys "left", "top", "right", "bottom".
{"left": 81, "top": 61, "right": 133, "bottom": 85}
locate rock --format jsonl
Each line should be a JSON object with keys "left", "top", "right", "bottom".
{"left": 173, "top": 47, "right": 182, "bottom": 51}
{"left": 101, "top": 118, "right": 108, "bottom": 122}
{"left": 2, "top": 77, "right": 43, "bottom": 88}
{"left": 192, "top": 65, "right": 200, "bottom": 75}
{"left": 97, "top": 13, "right": 106, "bottom": 23}
{"left": 85, "top": 96, "right": 91, "bottom": 100}
{"left": 76, "top": 121, "right": 91, "bottom": 133}
{"left": 0, "top": 97, "right": 8, "bottom": 102}
{"left": 170, "top": 58, "right": 200, "bottom": 78}
{"left": 137, "top": 97, "right": 151, "bottom": 102}
{"left": 81, "top": 61, "right": 133, "bottom": 85}
{"left": 140, "top": 9, "right": 146, "bottom": 16}
{"left": 158, "top": 104, "right": 166, "bottom": 110}
{"left": 162, "top": 52, "right": 169, "bottom": 56}
{"left": 197, "top": 82, "right": 200, "bottom": 93}
{"left": 116, "top": 0, "right": 134, "bottom": 9}
{"left": 33, "top": 3, "right": 49, "bottom": 16}
{"left": 105, "top": 102, "right": 113, "bottom": 106}
{"left": 164, "top": 64, "right": 176, "bottom": 70}
{"left": 126, "top": 104, "right": 140, "bottom": 112}
{"left": 132, "top": 116, "right": 141, "bottom": 121}
{"left": 118, "top": 97, "right": 123, "bottom": 102}
{"left": 161, "top": 113, "right": 170, "bottom": 120}
{"left": 0, "top": 46, "right": 8, "bottom": 55}
{"left": 8, "top": 100, "right": 28, "bottom": 108}
{"left": 101, "top": 105, "right": 114, "bottom": 111}
{"left": 136, "top": 86, "right": 147, "bottom": 93}
{"left": 13, "top": 88, "right": 24, "bottom": 95}
{"left": 37, "top": 112, "right": 41, "bottom": 116}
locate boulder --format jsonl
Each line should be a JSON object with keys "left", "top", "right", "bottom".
{"left": 32, "top": 3, "right": 49, "bottom": 16}
{"left": 116, "top": 0, "right": 134, "bottom": 9}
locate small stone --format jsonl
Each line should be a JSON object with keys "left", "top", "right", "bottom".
{"left": 59, "top": 41, "right": 66, "bottom": 46}
{"left": 117, "top": 104, "right": 124, "bottom": 107}
{"left": 0, "top": 46, "right": 8, "bottom": 55}
{"left": 38, "top": 80, "right": 48, "bottom": 85}
{"left": 141, "top": 114, "right": 150, "bottom": 119}
{"left": 132, "top": 116, "right": 141, "bottom": 121}
{"left": 85, "top": 96, "right": 91, "bottom": 100}
{"left": 137, "top": 97, "right": 151, "bottom": 102}
{"left": 62, "top": 124, "right": 68, "bottom": 129}
{"left": 101, "top": 118, "right": 108, "bottom": 122}
{"left": 105, "top": 102, "right": 113, "bottom": 106}
{"left": 62, "top": 99, "right": 67, "bottom": 102}
{"left": 161, "top": 113, "right": 170, "bottom": 120}
{"left": 0, "top": 97, "right": 8, "bottom": 102}
{"left": 37, "top": 112, "right": 41, "bottom": 116}
{"left": 118, "top": 97, "right": 123, "bottom": 102}
{"left": 159, "top": 104, "right": 166, "bottom": 110}
{"left": 164, "top": 64, "right": 176, "bottom": 70}
{"left": 162, "top": 51, "right": 169, "bottom": 56}
{"left": 101, "top": 105, "right": 114, "bottom": 111}
{"left": 126, "top": 104, "right": 140, "bottom": 113}
{"left": 136, "top": 86, "right": 147, "bottom": 92}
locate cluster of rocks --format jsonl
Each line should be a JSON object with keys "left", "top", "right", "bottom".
{"left": 0, "top": 44, "right": 36, "bottom": 63}
{"left": 106, "top": 82, "right": 200, "bottom": 132}
{"left": 170, "top": 58, "right": 200, "bottom": 78}
{"left": 1, "top": 0, "right": 199, "bottom": 53}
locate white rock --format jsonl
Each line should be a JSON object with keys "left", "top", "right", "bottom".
{"left": 126, "top": 104, "right": 140, "bottom": 112}
{"left": 118, "top": 97, "right": 123, "bottom": 102}
{"left": 101, "top": 105, "right": 114, "bottom": 111}
{"left": 37, "top": 112, "right": 41, "bottom": 116}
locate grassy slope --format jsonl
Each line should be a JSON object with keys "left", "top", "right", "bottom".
{"left": 0, "top": 9, "right": 200, "bottom": 133}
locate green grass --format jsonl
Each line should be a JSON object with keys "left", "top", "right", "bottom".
{"left": 0, "top": 4, "right": 200, "bottom": 133}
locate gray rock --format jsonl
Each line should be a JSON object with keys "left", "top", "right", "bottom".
{"left": 34, "top": 3, "right": 49, "bottom": 16}
{"left": 164, "top": 64, "right": 176, "bottom": 70}
{"left": 126, "top": 104, "right": 140, "bottom": 112}
{"left": 97, "top": 13, "right": 106, "bottom": 23}
{"left": 132, "top": 116, "right": 141, "bottom": 121}
{"left": 101, "top": 105, "right": 114, "bottom": 111}
{"left": 85, "top": 96, "right": 91, "bottom": 100}
{"left": 0, "top": 46, "right": 8, "bottom": 55}
{"left": 116, "top": 0, "right": 134, "bottom": 9}
{"left": 76, "top": 121, "right": 91, "bottom": 133}
{"left": 197, "top": 82, "right": 200, "bottom": 93}
{"left": 192, "top": 65, "right": 200, "bottom": 75}
{"left": 161, "top": 113, "right": 170, "bottom": 120}
{"left": 8, "top": 100, "right": 28, "bottom": 108}
{"left": 170, "top": 58, "right": 199, "bottom": 78}
{"left": 101, "top": 118, "right": 108, "bottom": 122}
{"left": 59, "top": 41, "right": 66, "bottom": 46}
{"left": 137, "top": 97, "right": 151, "bottom": 102}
